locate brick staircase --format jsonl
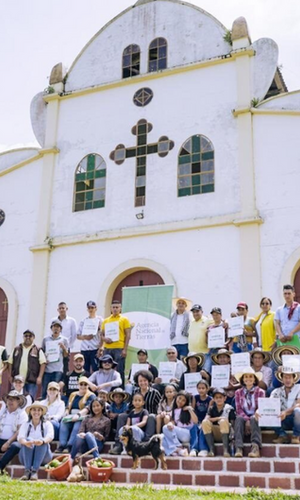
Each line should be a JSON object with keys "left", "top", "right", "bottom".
{"left": 3, "top": 436, "right": 300, "bottom": 491}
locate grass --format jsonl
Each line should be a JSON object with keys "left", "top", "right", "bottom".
{"left": 0, "top": 480, "right": 299, "bottom": 500}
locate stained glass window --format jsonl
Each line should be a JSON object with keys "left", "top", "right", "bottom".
{"left": 149, "top": 38, "right": 167, "bottom": 72}
{"left": 74, "top": 154, "right": 106, "bottom": 212}
{"left": 122, "top": 44, "right": 140, "bottom": 79}
{"left": 178, "top": 135, "right": 215, "bottom": 197}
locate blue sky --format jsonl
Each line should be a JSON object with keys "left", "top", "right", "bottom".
{"left": 0, "top": 0, "right": 299, "bottom": 150}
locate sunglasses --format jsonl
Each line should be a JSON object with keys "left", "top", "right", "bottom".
{"left": 79, "top": 383, "right": 88, "bottom": 386}
{"left": 48, "top": 388, "right": 58, "bottom": 391}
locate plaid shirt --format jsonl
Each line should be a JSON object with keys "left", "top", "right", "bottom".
{"left": 235, "top": 386, "right": 265, "bottom": 420}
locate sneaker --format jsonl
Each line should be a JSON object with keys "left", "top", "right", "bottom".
{"left": 54, "top": 447, "right": 63, "bottom": 453}
{"left": 273, "top": 436, "right": 289, "bottom": 444}
{"left": 121, "top": 449, "right": 127, "bottom": 455}
{"left": 223, "top": 450, "right": 230, "bottom": 458}
{"left": 189, "top": 450, "right": 197, "bottom": 457}
{"left": 248, "top": 444, "right": 260, "bottom": 458}
{"left": 109, "top": 444, "right": 123, "bottom": 455}
{"left": 207, "top": 451, "right": 215, "bottom": 457}
{"left": 178, "top": 448, "right": 188, "bottom": 457}
{"left": 30, "top": 472, "right": 38, "bottom": 481}
{"left": 235, "top": 448, "right": 243, "bottom": 458}
{"left": 291, "top": 436, "right": 300, "bottom": 444}
{"left": 198, "top": 450, "right": 208, "bottom": 457}
{"left": 20, "top": 471, "right": 31, "bottom": 481}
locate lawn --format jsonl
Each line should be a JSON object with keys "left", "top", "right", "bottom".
{"left": 0, "top": 480, "right": 299, "bottom": 500}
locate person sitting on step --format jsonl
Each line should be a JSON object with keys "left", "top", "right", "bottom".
{"left": 202, "top": 388, "right": 236, "bottom": 457}
{"left": 270, "top": 368, "right": 300, "bottom": 444}
{"left": 234, "top": 367, "right": 265, "bottom": 458}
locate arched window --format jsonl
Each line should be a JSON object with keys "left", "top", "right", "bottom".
{"left": 148, "top": 38, "right": 167, "bottom": 72}
{"left": 122, "top": 44, "right": 140, "bottom": 79}
{"left": 73, "top": 154, "right": 106, "bottom": 212}
{"left": 178, "top": 135, "right": 214, "bottom": 197}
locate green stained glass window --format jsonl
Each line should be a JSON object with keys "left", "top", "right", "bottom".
{"left": 73, "top": 154, "right": 106, "bottom": 212}
{"left": 177, "top": 135, "right": 215, "bottom": 198}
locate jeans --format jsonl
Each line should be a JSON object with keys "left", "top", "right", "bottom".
{"left": 19, "top": 443, "right": 52, "bottom": 473}
{"left": 24, "top": 383, "right": 38, "bottom": 400}
{"left": 172, "top": 344, "right": 188, "bottom": 359}
{"left": 42, "top": 372, "right": 63, "bottom": 399}
{"left": 119, "top": 425, "right": 144, "bottom": 443}
{"left": 190, "top": 424, "right": 209, "bottom": 453}
{"left": 103, "top": 348, "right": 125, "bottom": 386}
{"left": 114, "top": 413, "right": 156, "bottom": 444}
{"left": 162, "top": 424, "right": 191, "bottom": 456}
{"left": 58, "top": 420, "right": 82, "bottom": 449}
{"left": 81, "top": 349, "right": 98, "bottom": 374}
{"left": 234, "top": 415, "right": 262, "bottom": 448}
{"left": 275, "top": 411, "right": 300, "bottom": 437}
{"left": 71, "top": 431, "right": 104, "bottom": 459}
{"left": 0, "top": 439, "right": 21, "bottom": 470}
{"left": 50, "top": 420, "right": 61, "bottom": 441}
{"left": 232, "top": 342, "right": 253, "bottom": 353}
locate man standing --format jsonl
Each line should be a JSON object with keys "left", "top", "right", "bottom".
{"left": 170, "top": 297, "right": 191, "bottom": 359}
{"left": 270, "top": 368, "right": 300, "bottom": 443}
{"left": 188, "top": 304, "right": 212, "bottom": 354}
{"left": 77, "top": 301, "right": 102, "bottom": 373}
{"left": 275, "top": 285, "right": 300, "bottom": 346}
{"left": 41, "top": 320, "right": 69, "bottom": 398}
{"left": 8, "top": 330, "right": 46, "bottom": 399}
{"left": 100, "top": 300, "right": 131, "bottom": 386}
{"left": 59, "top": 353, "right": 90, "bottom": 405}
{"left": 52, "top": 302, "right": 78, "bottom": 373}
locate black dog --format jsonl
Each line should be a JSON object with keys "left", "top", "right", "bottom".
{"left": 120, "top": 427, "right": 167, "bottom": 470}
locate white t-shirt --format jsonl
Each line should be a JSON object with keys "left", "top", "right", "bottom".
{"left": 18, "top": 420, "right": 54, "bottom": 442}
{"left": 0, "top": 405, "right": 28, "bottom": 440}
{"left": 172, "top": 314, "right": 186, "bottom": 345}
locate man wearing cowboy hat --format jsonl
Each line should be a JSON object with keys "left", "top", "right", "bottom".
{"left": 170, "top": 297, "right": 192, "bottom": 359}
{"left": 0, "top": 390, "right": 27, "bottom": 473}
{"left": 270, "top": 368, "right": 300, "bottom": 444}
{"left": 250, "top": 348, "right": 272, "bottom": 390}
{"left": 211, "top": 349, "right": 239, "bottom": 406}
{"left": 87, "top": 354, "right": 122, "bottom": 394}
{"left": 269, "top": 345, "right": 300, "bottom": 393}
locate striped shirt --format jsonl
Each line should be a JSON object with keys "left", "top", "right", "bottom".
{"left": 132, "top": 387, "right": 161, "bottom": 414}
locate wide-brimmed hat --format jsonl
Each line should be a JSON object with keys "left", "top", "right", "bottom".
{"left": 108, "top": 388, "right": 130, "bottom": 403}
{"left": 26, "top": 402, "right": 47, "bottom": 416}
{"left": 250, "top": 348, "right": 271, "bottom": 365}
{"left": 212, "top": 349, "right": 232, "bottom": 365}
{"left": 275, "top": 367, "right": 300, "bottom": 384}
{"left": 183, "top": 352, "right": 204, "bottom": 366}
{"left": 3, "top": 390, "right": 27, "bottom": 409}
{"left": 235, "top": 367, "right": 263, "bottom": 384}
{"left": 172, "top": 297, "right": 192, "bottom": 310}
{"left": 272, "top": 345, "right": 300, "bottom": 366}
{"left": 98, "top": 354, "right": 118, "bottom": 368}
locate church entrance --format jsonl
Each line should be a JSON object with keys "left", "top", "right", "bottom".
{"left": 0, "top": 288, "right": 9, "bottom": 395}
{"left": 294, "top": 267, "right": 300, "bottom": 303}
{"left": 112, "top": 270, "right": 164, "bottom": 303}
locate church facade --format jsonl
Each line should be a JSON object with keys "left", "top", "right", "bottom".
{"left": 1, "top": 0, "right": 300, "bottom": 350}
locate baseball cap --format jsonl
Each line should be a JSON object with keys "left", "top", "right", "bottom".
{"left": 137, "top": 349, "right": 148, "bottom": 355}
{"left": 210, "top": 307, "right": 222, "bottom": 315}
{"left": 191, "top": 304, "right": 202, "bottom": 312}
{"left": 14, "top": 375, "right": 24, "bottom": 382}
{"left": 87, "top": 300, "right": 97, "bottom": 308}
{"left": 74, "top": 353, "right": 84, "bottom": 361}
{"left": 237, "top": 302, "right": 248, "bottom": 309}
{"left": 212, "top": 388, "right": 226, "bottom": 397}
{"left": 23, "top": 329, "right": 35, "bottom": 337}
{"left": 50, "top": 319, "right": 62, "bottom": 328}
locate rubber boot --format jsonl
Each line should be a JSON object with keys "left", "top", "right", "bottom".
{"left": 204, "top": 433, "right": 215, "bottom": 457}
{"left": 222, "top": 433, "right": 230, "bottom": 457}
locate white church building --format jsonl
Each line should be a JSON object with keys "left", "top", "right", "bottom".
{"left": 1, "top": 0, "right": 300, "bottom": 351}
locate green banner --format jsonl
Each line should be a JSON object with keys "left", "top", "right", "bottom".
{"left": 122, "top": 285, "right": 174, "bottom": 373}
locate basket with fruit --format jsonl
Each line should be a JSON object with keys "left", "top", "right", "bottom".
{"left": 45, "top": 454, "right": 72, "bottom": 480}
{"left": 86, "top": 457, "right": 115, "bottom": 482}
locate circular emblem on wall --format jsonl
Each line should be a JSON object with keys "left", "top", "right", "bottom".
{"left": 133, "top": 88, "right": 154, "bottom": 107}
{"left": 0, "top": 210, "right": 5, "bottom": 227}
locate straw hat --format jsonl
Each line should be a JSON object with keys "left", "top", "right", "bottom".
{"left": 3, "top": 390, "right": 27, "bottom": 409}
{"left": 108, "top": 388, "right": 130, "bottom": 403}
{"left": 211, "top": 349, "right": 232, "bottom": 365}
{"left": 77, "top": 376, "right": 90, "bottom": 385}
{"left": 172, "top": 297, "right": 192, "bottom": 310}
{"left": 26, "top": 402, "right": 48, "bottom": 416}
{"left": 47, "top": 381, "right": 60, "bottom": 390}
{"left": 250, "top": 348, "right": 271, "bottom": 365}
{"left": 272, "top": 345, "right": 300, "bottom": 366}
{"left": 182, "top": 352, "right": 204, "bottom": 367}
{"left": 275, "top": 367, "right": 300, "bottom": 384}
{"left": 235, "top": 367, "right": 263, "bottom": 384}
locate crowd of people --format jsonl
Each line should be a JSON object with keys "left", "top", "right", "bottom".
{"left": 0, "top": 284, "right": 300, "bottom": 481}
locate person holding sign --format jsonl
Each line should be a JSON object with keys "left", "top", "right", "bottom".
{"left": 232, "top": 302, "right": 255, "bottom": 353}
{"left": 275, "top": 285, "right": 300, "bottom": 347}
{"left": 77, "top": 301, "right": 103, "bottom": 374}
{"left": 250, "top": 348, "right": 272, "bottom": 390}
{"left": 178, "top": 353, "right": 209, "bottom": 391}
{"left": 170, "top": 297, "right": 192, "bottom": 359}
{"left": 234, "top": 367, "right": 265, "bottom": 458}
{"left": 269, "top": 345, "right": 300, "bottom": 393}
{"left": 100, "top": 300, "right": 131, "bottom": 386}
{"left": 41, "top": 320, "right": 69, "bottom": 399}
{"left": 202, "top": 388, "right": 235, "bottom": 457}
{"left": 270, "top": 368, "right": 300, "bottom": 444}
{"left": 126, "top": 349, "right": 158, "bottom": 394}
{"left": 206, "top": 308, "right": 229, "bottom": 373}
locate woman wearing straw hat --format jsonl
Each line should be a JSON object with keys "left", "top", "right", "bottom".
{"left": 234, "top": 367, "right": 265, "bottom": 458}
{"left": 17, "top": 402, "right": 54, "bottom": 481}
{"left": 250, "top": 348, "right": 272, "bottom": 391}
{"left": 270, "top": 368, "right": 300, "bottom": 444}
{"left": 178, "top": 353, "right": 209, "bottom": 390}
{"left": 170, "top": 297, "right": 192, "bottom": 359}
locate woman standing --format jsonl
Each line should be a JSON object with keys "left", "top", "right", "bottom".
{"left": 71, "top": 398, "right": 111, "bottom": 459}
{"left": 40, "top": 382, "right": 65, "bottom": 440}
{"left": 17, "top": 403, "right": 54, "bottom": 481}
{"left": 254, "top": 298, "right": 276, "bottom": 351}
{"left": 234, "top": 367, "right": 265, "bottom": 458}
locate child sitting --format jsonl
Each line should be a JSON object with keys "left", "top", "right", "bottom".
{"left": 202, "top": 388, "right": 235, "bottom": 457}
{"left": 190, "top": 380, "right": 212, "bottom": 457}
{"left": 156, "top": 384, "right": 177, "bottom": 433}
{"left": 108, "top": 388, "right": 129, "bottom": 438}
{"left": 118, "top": 393, "right": 148, "bottom": 453}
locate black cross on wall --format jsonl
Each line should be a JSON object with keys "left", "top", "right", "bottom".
{"left": 110, "top": 119, "right": 174, "bottom": 207}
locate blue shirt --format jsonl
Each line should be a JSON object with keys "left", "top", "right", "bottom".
{"left": 110, "top": 401, "right": 128, "bottom": 414}
{"left": 275, "top": 304, "right": 300, "bottom": 337}
{"left": 194, "top": 395, "right": 212, "bottom": 422}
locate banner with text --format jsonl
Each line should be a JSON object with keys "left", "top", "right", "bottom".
{"left": 122, "top": 285, "right": 174, "bottom": 375}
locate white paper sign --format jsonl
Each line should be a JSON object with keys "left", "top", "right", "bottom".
{"left": 231, "top": 352, "right": 251, "bottom": 375}
{"left": 82, "top": 318, "right": 99, "bottom": 336}
{"left": 184, "top": 372, "right": 202, "bottom": 395}
{"left": 130, "top": 363, "right": 149, "bottom": 382}
{"left": 228, "top": 316, "right": 244, "bottom": 338}
{"left": 158, "top": 362, "right": 176, "bottom": 383}
{"left": 104, "top": 322, "right": 120, "bottom": 342}
{"left": 208, "top": 327, "right": 225, "bottom": 349}
{"left": 211, "top": 365, "right": 230, "bottom": 388}
{"left": 258, "top": 398, "right": 281, "bottom": 427}
{"left": 282, "top": 355, "right": 300, "bottom": 372}
{"left": 46, "top": 341, "right": 60, "bottom": 363}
